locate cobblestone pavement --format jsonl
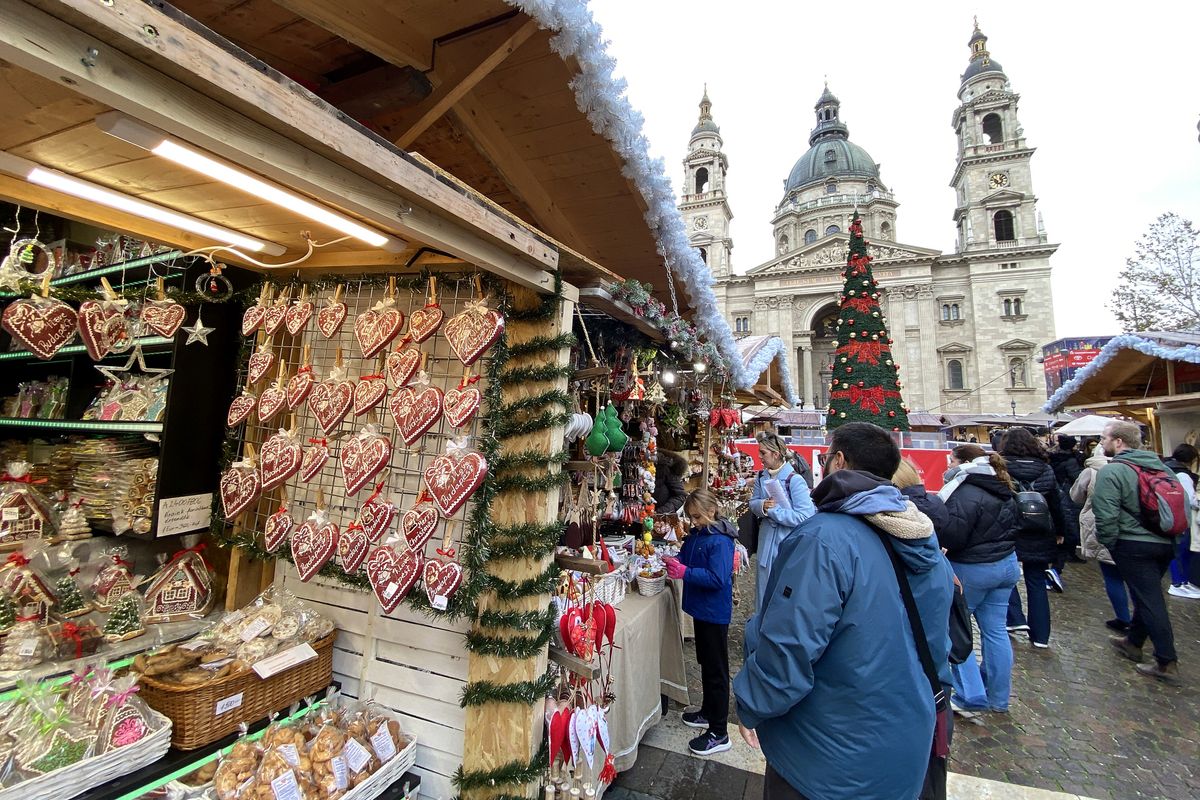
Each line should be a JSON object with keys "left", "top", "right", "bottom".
{"left": 612, "top": 557, "right": 1200, "bottom": 800}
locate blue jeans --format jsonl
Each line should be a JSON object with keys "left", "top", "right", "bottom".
{"left": 950, "top": 553, "right": 1020, "bottom": 711}
{"left": 1006, "top": 560, "right": 1051, "bottom": 645}
{"left": 1099, "top": 561, "right": 1131, "bottom": 623}
{"left": 1169, "top": 532, "right": 1193, "bottom": 585}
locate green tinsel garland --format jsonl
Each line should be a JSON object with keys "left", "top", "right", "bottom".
{"left": 495, "top": 389, "right": 572, "bottom": 418}
{"left": 476, "top": 607, "right": 557, "bottom": 632}
{"left": 465, "top": 625, "right": 552, "bottom": 659}
{"left": 508, "top": 333, "right": 577, "bottom": 358}
{"left": 460, "top": 669, "right": 556, "bottom": 707}
{"left": 487, "top": 534, "right": 558, "bottom": 562}
{"left": 485, "top": 564, "right": 559, "bottom": 599}
{"left": 454, "top": 742, "right": 548, "bottom": 792}
{"left": 492, "top": 471, "right": 570, "bottom": 495}
{"left": 498, "top": 364, "right": 574, "bottom": 386}
{"left": 491, "top": 450, "right": 569, "bottom": 472}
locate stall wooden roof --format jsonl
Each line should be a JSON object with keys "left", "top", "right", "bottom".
{"left": 1043, "top": 332, "right": 1200, "bottom": 412}
{"left": 4, "top": 0, "right": 675, "bottom": 301}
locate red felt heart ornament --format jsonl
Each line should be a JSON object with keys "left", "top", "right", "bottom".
{"left": 444, "top": 305, "right": 505, "bottom": 366}
{"left": 354, "top": 305, "right": 404, "bottom": 359}
{"left": 316, "top": 300, "right": 347, "bottom": 339}
{"left": 247, "top": 349, "right": 275, "bottom": 384}
{"left": 260, "top": 430, "right": 302, "bottom": 491}
{"left": 366, "top": 545, "right": 423, "bottom": 613}
{"left": 407, "top": 304, "right": 444, "bottom": 343}
{"left": 389, "top": 386, "right": 444, "bottom": 446}
{"left": 353, "top": 377, "right": 387, "bottom": 416}
{"left": 286, "top": 369, "right": 314, "bottom": 410}
{"left": 284, "top": 300, "right": 314, "bottom": 336}
{"left": 291, "top": 517, "right": 338, "bottom": 581}
{"left": 263, "top": 508, "right": 295, "bottom": 553}
{"left": 1, "top": 297, "right": 78, "bottom": 360}
{"left": 140, "top": 300, "right": 186, "bottom": 338}
{"left": 77, "top": 300, "right": 129, "bottom": 360}
{"left": 385, "top": 345, "right": 422, "bottom": 388}
{"left": 400, "top": 503, "right": 439, "bottom": 551}
{"left": 299, "top": 440, "right": 330, "bottom": 482}
{"left": 360, "top": 496, "right": 398, "bottom": 543}
{"left": 257, "top": 384, "right": 287, "bottom": 424}
{"left": 226, "top": 392, "right": 257, "bottom": 427}
{"left": 220, "top": 464, "right": 261, "bottom": 519}
{"left": 338, "top": 525, "right": 370, "bottom": 573}
{"left": 307, "top": 379, "right": 354, "bottom": 434}
{"left": 423, "top": 451, "right": 488, "bottom": 517}
{"left": 423, "top": 558, "right": 463, "bottom": 610}
{"left": 443, "top": 385, "right": 482, "bottom": 429}
{"left": 340, "top": 430, "right": 393, "bottom": 495}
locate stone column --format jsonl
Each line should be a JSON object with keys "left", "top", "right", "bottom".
{"left": 801, "top": 345, "right": 814, "bottom": 407}
{"left": 916, "top": 285, "right": 940, "bottom": 411}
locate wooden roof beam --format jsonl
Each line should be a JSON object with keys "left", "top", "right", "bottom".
{"left": 392, "top": 18, "right": 539, "bottom": 150}
{"left": 272, "top": 0, "right": 434, "bottom": 71}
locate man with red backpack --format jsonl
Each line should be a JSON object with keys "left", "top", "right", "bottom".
{"left": 1094, "top": 420, "right": 1189, "bottom": 683}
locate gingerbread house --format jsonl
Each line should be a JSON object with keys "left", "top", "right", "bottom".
{"left": 143, "top": 552, "right": 213, "bottom": 623}
{"left": 92, "top": 562, "right": 136, "bottom": 612}
{"left": 0, "top": 488, "right": 57, "bottom": 550}
{"left": 0, "top": 567, "right": 56, "bottom": 624}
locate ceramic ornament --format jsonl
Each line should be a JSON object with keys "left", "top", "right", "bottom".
{"left": 260, "top": 424, "right": 302, "bottom": 491}
{"left": 300, "top": 437, "right": 330, "bottom": 482}
{"left": 389, "top": 377, "right": 444, "bottom": 447}
{"left": 338, "top": 522, "right": 370, "bottom": 573}
{"left": 257, "top": 362, "right": 288, "bottom": 423}
{"left": 354, "top": 280, "right": 404, "bottom": 358}
{"left": 385, "top": 339, "right": 422, "bottom": 388}
{"left": 286, "top": 345, "right": 315, "bottom": 409}
{"left": 366, "top": 542, "right": 423, "bottom": 613}
{"left": 247, "top": 346, "right": 275, "bottom": 385}
{"left": 407, "top": 276, "right": 444, "bottom": 343}
{"left": 141, "top": 280, "right": 187, "bottom": 338}
{"left": 1, "top": 293, "right": 78, "bottom": 360}
{"left": 262, "top": 288, "right": 289, "bottom": 336}
{"left": 77, "top": 280, "right": 131, "bottom": 360}
{"left": 360, "top": 485, "right": 398, "bottom": 543}
{"left": 340, "top": 423, "right": 393, "bottom": 495}
{"left": 316, "top": 284, "right": 347, "bottom": 339}
{"left": 400, "top": 497, "right": 439, "bottom": 551}
{"left": 423, "top": 439, "right": 488, "bottom": 517}
{"left": 263, "top": 494, "right": 296, "bottom": 553}
{"left": 353, "top": 356, "right": 388, "bottom": 415}
{"left": 220, "top": 447, "right": 262, "bottom": 519}
{"left": 444, "top": 372, "right": 483, "bottom": 429}
{"left": 284, "top": 285, "right": 314, "bottom": 335}
{"left": 226, "top": 389, "right": 257, "bottom": 427}
{"left": 307, "top": 356, "right": 354, "bottom": 434}
{"left": 291, "top": 502, "right": 338, "bottom": 582}
{"left": 444, "top": 290, "right": 504, "bottom": 366}
{"left": 242, "top": 284, "right": 271, "bottom": 335}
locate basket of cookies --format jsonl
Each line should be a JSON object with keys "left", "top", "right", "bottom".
{"left": 134, "top": 587, "right": 336, "bottom": 750}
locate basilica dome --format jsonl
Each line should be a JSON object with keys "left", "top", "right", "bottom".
{"left": 784, "top": 138, "right": 879, "bottom": 193}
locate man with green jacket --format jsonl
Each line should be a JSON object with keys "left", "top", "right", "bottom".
{"left": 1093, "top": 420, "right": 1182, "bottom": 683}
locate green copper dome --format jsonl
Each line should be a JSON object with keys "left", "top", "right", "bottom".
{"left": 784, "top": 86, "right": 879, "bottom": 195}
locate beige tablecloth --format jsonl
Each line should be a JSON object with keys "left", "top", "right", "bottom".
{"left": 606, "top": 582, "right": 690, "bottom": 772}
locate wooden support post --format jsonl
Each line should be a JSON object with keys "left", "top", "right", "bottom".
{"left": 461, "top": 287, "right": 571, "bottom": 800}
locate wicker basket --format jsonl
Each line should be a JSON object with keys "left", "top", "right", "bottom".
{"left": 0, "top": 707, "right": 171, "bottom": 800}
{"left": 636, "top": 572, "right": 666, "bottom": 597}
{"left": 593, "top": 572, "right": 627, "bottom": 606}
{"left": 138, "top": 633, "right": 335, "bottom": 750}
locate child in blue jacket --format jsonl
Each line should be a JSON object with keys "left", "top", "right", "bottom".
{"left": 665, "top": 489, "right": 735, "bottom": 756}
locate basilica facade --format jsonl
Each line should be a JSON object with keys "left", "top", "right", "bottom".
{"left": 680, "top": 24, "right": 1058, "bottom": 415}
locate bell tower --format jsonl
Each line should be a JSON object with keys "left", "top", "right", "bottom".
{"left": 950, "top": 20, "right": 1047, "bottom": 253}
{"left": 680, "top": 89, "right": 734, "bottom": 280}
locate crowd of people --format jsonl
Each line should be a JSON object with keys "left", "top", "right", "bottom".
{"left": 658, "top": 418, "right": 1196, "bottom": 800}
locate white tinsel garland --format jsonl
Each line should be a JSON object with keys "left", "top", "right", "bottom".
{"left": 1043, "top": 334, "right": 1200, "bottom": 412}
{"left": 504, "top": 0, "right": 798, "bottom": 405}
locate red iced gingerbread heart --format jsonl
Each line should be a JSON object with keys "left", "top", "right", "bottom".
{"left": 291, "top": 518, "right": 338, "bottom": 582}
{"left": 247, "top": 349, "right": 275, "bottom": 384}
{"left": 444, "top": 305, "right": 504, "bottom": 366}
{"left": 263, "top": 303, "right": 287, "bottom": 335}
{"left": 220, "top": 465, "right": 261, "bottom": 519}
{"left": 226, "top": 392, "right": 257, "bottom": 427}
{"left": 423, "top": 558, "right": 463, "bottom": 610}
{"left": 286, "top": 369, "right": 314, "bottom": 410}
{"left": 400, "top": 503, "right": 439, "bottom": 550}
{"left": 1, "top": 297, "right": 78, "bottom": 359}
{"left": 316, "top": 301, "right": 347, "bottom": 339}
{"left": 299, "top": 441, "right": 330, "bottom": 482}
{"left": 141, "top": 301, "right": 186, "bottom": 338}
{"left": 385, "top": 346, "right": 422, "bottom": 388}
{"left": 389, "top": 386, "right": 444, "bottom": 446}
{"left": 260, "top": 430, "right": 302, "bottom": 491}
{"left": 366, "top": 545, "right": 423, "bottom": 613}
{"left": 407, "top": 304, "right": 444, "bottom": 343}
{"left": 353, "top": 377, "right": 387, "bottom": 416}
{"left": 340, "top": 431, "right": 393, "bottom": 495}
{"left": 423, "top": 451, "right": 488, "bottom": 517}
{"left": 338, "top": 525, "right": 370, "bottom": 573}
{"left": 361, "top": 496, "right": 398, "bottom": 543}
{"left": 444, "top": 385, "right": 482, "bottom": 429}
{"left": 284, "top": 300, "right": 313, "bottom": 336}
{"left": 257, "top": 384, "right": 287, "bottom": 424}
{"left": 307, "top": 379, "right": 354, "bottom": 434}
{"left": 354, "top": 306, "right": 404, "bottom": 359}
{"left": 78, "top": 300, "right": 129, "bottom": 360}
{"left": 241, "top": 305, "right": 265, "bottom": 336}
{"left": 263, "top": 508, "right": 295, "bottom": 553}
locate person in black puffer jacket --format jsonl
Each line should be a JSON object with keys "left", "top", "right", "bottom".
{"left": 1000, "top": 428, "right": 1064, "bottom": 649}
{"left": 1048, "top": 436, "right": 1085, "bottom": 568}
{"left": 937, "top": 445, "right": 1021, "bottom": 712}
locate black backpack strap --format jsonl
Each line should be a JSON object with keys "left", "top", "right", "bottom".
{"left": 872, "top": 528, "right": 944, "bottom": 703}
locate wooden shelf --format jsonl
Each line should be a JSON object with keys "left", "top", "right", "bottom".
{"left": 0, "top": 417, "right": 164, "bottom": 434}
{"left": 578, "top": 285, "right": 665, "bottom": 342}
{"left": 548, "top": 646, "right": 600, "bottom": 679}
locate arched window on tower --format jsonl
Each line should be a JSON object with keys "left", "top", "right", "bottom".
{"left": 804, "top": 229, "right": 817, "bottom": 245}
{"left": 951, "top": 304, "right": 961, "bottom": 320}
{"left": 1004, "top": 298, "right": 1013, "bottom": 316}
{"left": 825, "top": 224, "right": 841, "bottom": 236}
{"left": 698, "top": 247, "right": 708, "bottom": 264}
{"left": 1013, "top": 297, "right": 1023, "bottom": 315}
{"left": 982, "top": 113, "right": 1003, "bottom": 144}
{"left": 880, "top": 221, "right": 892, "bottom": 240}
{"left": 947, "top": 360, "right": 965, "bottom": 390}
{"left": 695, "top": 167, "right": 710, "bottom": 194}
{"left": 941, "top": 304, "right": 951, "bottom": 321}
{"left": 993, "top": 210, "right": 1015, "bottom": 242}
{"left": 826, "top": 182, "right": 838, "bottom": 194}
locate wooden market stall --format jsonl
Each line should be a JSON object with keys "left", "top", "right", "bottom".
{"left": 0, "top": 1, "right": 753, "bottom": 799}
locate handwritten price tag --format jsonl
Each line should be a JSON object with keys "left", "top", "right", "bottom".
{"left": 215, "top": 693, "right": 243, "bottom": 715}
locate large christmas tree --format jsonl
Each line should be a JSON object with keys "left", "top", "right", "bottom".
{"left": 827, "top": 213, "right": 911, "bottom": 431}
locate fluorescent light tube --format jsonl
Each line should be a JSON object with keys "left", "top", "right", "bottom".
{"left": 97, "top": 113, "right": 400, "bottom": 250}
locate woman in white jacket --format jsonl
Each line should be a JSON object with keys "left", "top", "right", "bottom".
{"left": 1071, "top": 443, "right": 1130, "bottom": 631}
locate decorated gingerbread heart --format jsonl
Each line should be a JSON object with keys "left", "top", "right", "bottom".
{"left": 317, "top": 289, "right": 347, "bottom": 338}
{"left": 247, "top": 349, "right": 275, "bottom": 385}
{"left": 140, "top": 300, "right": 186, "bottom": 338}
{"left": 340, "top": 426, "right": 393, "bottom": 495}
{"left": 390, "top": 385, "right": 444, "bottom": 446}
{"left": 286, "top": 366, "right": 315, "bottom": 410}
{"left": 260, "top": 429, "right": 302, "bottom": 491}
{"left": 241, "top": 304, "right": 266, "bottom": 336}
{"left": 300, "top": 439, "right": 330, "bottom": 482}
{"left": 400, "top": 502, "right": 439, "bottom": 551}
{"left": 226, "top": 392, "right": 257, "bottom": 428}
{"left": 353, "top": 375, "right": 387, "bottom": 416}
{"left": 338, "top": 524, "right": 370, "bottom": 573}
{"left": 444, "top": 301, "right": 504, "bottom": 366}
{"left": 307, "top": 374, "right": 354, "bottom": 435}
{"left": 291, "top": 512, "right": 338, "bottom": 582}
{"left": 423, "top": 446, "right": 488, "bottom": 517}
{"left": 220, "top": 460, "right": 261, "bottom": 519}
{"left": 423, "top": 558, "right": 463, "bottom": 611}
{"left": 385, "top": 344, "right": 421, "bottom": 388}
{"left": 284, "top": 297, "right": 313, "bottom": 336}
{"left": 1, "top": 296, "right": 78, "bottom": 359}
{"left": 366, "top": 545, "right": 423, "bottom": 613}
{"left": 263, "top": 507, "right": 295, "bottom": 553}
{"left": 354, "top": 299, "right": 404, "bottom": 359}
{"left": 262, "top": 300, "right": 288, "bottom": 336}
{"left": 257, "top": 382, "right": 287, "bottom": 424}
{"left": 361, "top": 495, "right": 398, "bottom": 543}
{"left": 77, "top": 299, "right": 129, "bottom": 360}
{"left": 444, "top": 383, "right": 482, "bottom": 429}
{"left": 407, "top": 304, "right": 444, "bottom": 344}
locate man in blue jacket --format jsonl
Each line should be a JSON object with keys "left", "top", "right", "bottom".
{"left": 733, "top": 422, "right": 953, "bottom": 800}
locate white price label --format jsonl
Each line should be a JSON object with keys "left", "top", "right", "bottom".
{"left": 431, "top": 594, "right": 448, "bottom": 611}
{"left": 270, "top": 769, "right": 301, "bottom": 800}
{"left": 239, "top": 616, "right": 273, "bottom": 641}
{"left": 279, "top": 743, "right": 300, "bottom": 767}
{"left": 331, "top": 755, "right": 349, "bottom": 790}
{"left": 215, "top": 693, "right": 243, "bottom": 715}
{"left": 1, "top": 508, "right": 19, "bottom": 522}
{"left": 370, "top": 726, "right": 397, "bottom": 762}
{"left": 344, "top": 738, "right": 371, "bottom": 773}
{"left": 383, "top": 581, "right": 398, "bottom": 599}
{"left": 200, "top": 657, "right": 234, "bottom": 671}
{"left": 252, "top": 643, "right": 318, "bottom": 679}
{"left": 17, "top": 639, "right": 37, "bottom": 657}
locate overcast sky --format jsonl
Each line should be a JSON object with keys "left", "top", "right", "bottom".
{"left": 588, "top": 0, "right": 1200, "bottom": 337}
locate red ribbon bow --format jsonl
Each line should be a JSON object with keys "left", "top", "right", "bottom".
{"left": 308, "top": 438, "right": 327, "bottom": 447}
{"left": 61, "top": 622, "right": 87, "bottom": 659}
{"left": 0, "top": 473, "right": 46, "bottom": 485}
{"left": 5, "top": 553, "right": 30, "bottom": 567}
{"left": 360, "top": 373, "right": 385, "bottom": 381}
{"left": 297, "top": 365, "right": 313, "bottom": 374}
{"left": 363, "top": 480, "right": 387, "bottom": 506}
{"left": 171, "top": 542, "right": 211, "bottom": 569}
{"left": 69, "top": 567, "right": 81, "bottom": 577}
{"left": 111, "top": 555, "right": 134, "bottom": 570}
{"left": 16, "top": 612, "right": 40, "bottom": 622}
{"left": 346, "top": 522, "right": 364, "bottom": 533}
{"left": 458, "top": 374, "right": 482, "bottom": 390}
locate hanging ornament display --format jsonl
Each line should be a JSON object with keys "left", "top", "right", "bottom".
{"left": 316, "top": 284, "right": 348, "bottom": 339}
{"left": 290, "top": 495, "right": 338, "bottom": 582}
{"left": 262, "top": 287, "right": 290, "bottom": 336}
{"left": 247, "top": 345, "right": 276, "bottom": 385}
{"left": 340, "top": 423, "right": 393, "bottom": 495}
{"left": 257, "top": 362, "right": 289, "bottom": 424}
{"left": 424, "top": 524, "right": 463, "bottom": 611}
{"left": 260, "top": 423, "right": 303, "bottom": 491}
{"left": 366, "top": 541, "right": 423, "bottom": 613}
{"left": 400, "top": 494, "right": 439, "bottom": 551}
{"left": 140, "top": 277, "right": 187, "bottom": 338}
{"left": 444, "top": 370, "right": 483, "bottom": 430}
{"left": 385, "top": 338, "right": 422, "bottom": 388}
{"left": 423, "top": 439, "right": 488, "bottom": 517}
{"left": 443, "top": 281, "right": 504, "bottom": 366}
{"left": 353, "top": 355, "right": 389, "bottom": 416}
{"left": 389, "top": 363, "right": 444, "bottom": 446}
{"left": 354, "top": 277, "right": 404, "bottom": 358}
{"left": 226, "top": 385, "right": 257, "bottom": 428}
{"left": 337, "top": 522, "right": 370, "bottom": 574}
{"left": 284, "top": 284, "right": 314, "bottom": 336}
{"left": 359, "top": 482, "right": 398, "bottom": 544}
{"left": 307, "top": 350, "right": 354, "bottom": 435}
{"left": 287, "top": 344, "right": 316, "bottom": 410}
{"left": 220, "top": 444, "right": 262, "bottom": 520}
{"left": 182, "top": 312, "right": 214, "bottom": 346}
{"left": 263, "top": 492, "right": 296, "bottom": 553}
{"left": 241, "top": 284, "right": 271, "bottom": 336}
{"left": 407, "top": 276, "right": 444, "bottom": 343}
{"left": 299, "top": 437, "right": 330, "bottom": 483}
{"left": 77, "top": 278, "right": 131, "bottom": 361}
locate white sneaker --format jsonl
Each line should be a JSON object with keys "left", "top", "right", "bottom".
{"left": 1168, "top": 583, "right": 1200, "bottom": 599}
